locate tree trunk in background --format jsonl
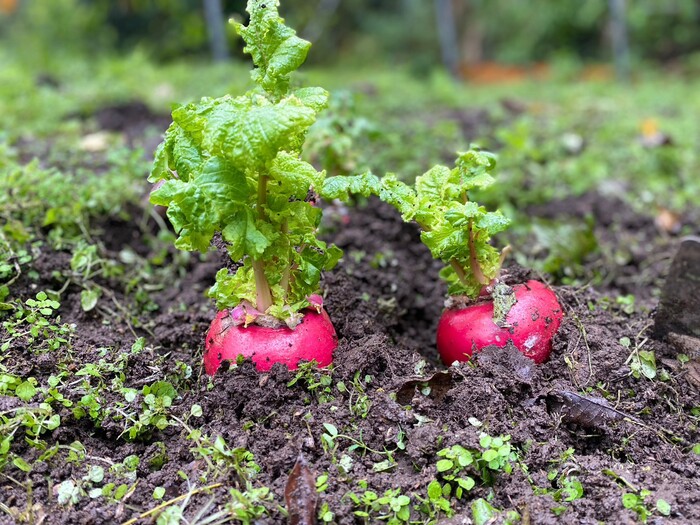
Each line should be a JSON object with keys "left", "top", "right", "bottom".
{"left": 434, "top": 0, "right": 460, "bottom": 78}
{"left": 454, "top": 0, "right": 483, "bottom": 66}
{"left": 609, "top": 0, "right": 630, "bottom": 81}
{"left": 203, "top": 0, "right": 229, "bottom": 62}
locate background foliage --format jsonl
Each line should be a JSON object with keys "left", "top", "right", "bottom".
{"left": 2, "top": 0, "right": 700, "bottom": 68}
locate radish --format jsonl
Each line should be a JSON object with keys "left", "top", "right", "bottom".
{"left": 150, "top": 1, "right": 342, "bottom": 375}
{"left": 436, "top": 280, "right": 563, "bottom": 365}
{"left": 323, "top": 150, "right": 564, "bottom": 366}
{"left": 203, "top": 307, "right": 337, "bottom": 374}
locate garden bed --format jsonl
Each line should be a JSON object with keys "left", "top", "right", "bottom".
{"left": 1, "top": 104, "right": 699, "bottom": 523}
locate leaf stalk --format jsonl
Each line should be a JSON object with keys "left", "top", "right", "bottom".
{"left": 253, "top": 174, "right": 273, "bottom": 311}
{"left": 468, "top": 220, "right": 490, "bottom": 286}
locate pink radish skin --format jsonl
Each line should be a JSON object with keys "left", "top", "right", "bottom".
{"left": 437, "top": 280, "right": 563, "bottom": 365}
{"left": 203, "top": 308, "right": 338, "bottom": 375}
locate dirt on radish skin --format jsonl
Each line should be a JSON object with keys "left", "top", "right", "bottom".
{"left": 437, "top": 280, "right": 563, "bottom": 365}
{"left": 203, "top": 308, "right": 338, "bottom": 374}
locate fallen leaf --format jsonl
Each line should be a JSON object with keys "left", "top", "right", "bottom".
{"left": 285, "top": 454, "right": 317, "bottom": 525}
{"left": 544, "top": 390, "right": 636, "bottom": 428}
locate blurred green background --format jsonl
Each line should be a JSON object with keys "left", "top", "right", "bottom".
{"left": 3, "top": 0, "right": 700, "bottom": 69}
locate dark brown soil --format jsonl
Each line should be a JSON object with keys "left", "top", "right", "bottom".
{"left": 1, "top": 107, "right": 699, "bottom": 525}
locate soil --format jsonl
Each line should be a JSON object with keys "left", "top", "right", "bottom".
{"left": 1, "top": 104, "right": 699, "bottom": 525}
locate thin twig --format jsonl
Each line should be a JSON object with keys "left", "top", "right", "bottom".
{"left": 120, "top": 483, "right": 223, "bottom": 525}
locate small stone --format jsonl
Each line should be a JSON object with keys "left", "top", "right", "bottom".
{"left": 79, "top": 131, "right": 111, "bottom": 152}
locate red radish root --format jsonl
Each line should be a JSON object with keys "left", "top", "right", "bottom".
{"left": 437, "top": 280, "right": 563, "bottom": 365}
{"left": 204, "top": 308, "right": 338, "bottom": 375}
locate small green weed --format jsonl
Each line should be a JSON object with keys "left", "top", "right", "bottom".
{"left": 622, "top": 490, "right": 671, "bottom": 522}
{"left": 471, "top": 498, "right": 521, "bottom": 525}
{"left": 345, "top": 484, "right": 412, "bottom": 524}
{"left": 120, "top": 381, "right": 177, "bottom": 440}
{"left": 520, "top": 447, "right": 584, "bottom": 516}
{"left": 321, "top": 423, "right": 398, "bottom": 474}
{"left": 621, "top": 336, "right": 657, "bottom": 380}
{"left": 318, "top": 501, "right": 334, "bottom": 523}
{"left": 2, "top": 291, "right": 73, "bottom": 353}
{"left": 336, "top": 371, "right": 373, "bottom": 419}
{"left": 0, "top": 403, "right": 61, "bottom": 470}
{"left": 616, "top": 294, "right": 636, "bottom": 315}
{"left": 287, "top": 361, "right": 335, "bottom": 404}
{"left": 435, "top": 445, "right": 476, "bottom": 499}
{"left": 604, "top": 469, "right": 671, "bottom": 522}
{"left": 226, "top": 486, "right": 274, "bottom": 523}
{"left": 177, "top": 412, "right": 261, "bottom": 485}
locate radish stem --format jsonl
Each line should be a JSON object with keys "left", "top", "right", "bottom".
{"left": 468, "top": 220, "right": 489, "bottom": 286}
{"left": 280, "top": 220, "right": 290, "bottom": 297}
{"left": 449, "top": 259, "right": 471, "bottom": 288}
{"left": 253, "top": 174, "right": 273, "bottom": 311}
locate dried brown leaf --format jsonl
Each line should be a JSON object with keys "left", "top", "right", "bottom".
{"left": 545, "top": 390, "right": 636, "bottom": 429}
{"left": 285, "top": 454, "right": 317, "bottom": 525}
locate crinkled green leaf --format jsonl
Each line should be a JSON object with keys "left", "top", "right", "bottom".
{"left": 477, "top": 211, "right": 510, "bottom": 235}
{"left": 444, "top": 202, "right": 482, "bottom": 227}
{"left": 221, "top": 209, "right": 274, "bottom": 261}
{"left": 166, "top": 189, "right": 219, "bottom": 253}
{"left": 378, "top": 175, "right": 416, "bottom": 220}
{"left": 267, "top": 200, "right": 321, "bottom": 231}
{"left": 169, "top": 128, "right": 204, "bottom": 182}
{"left": 208, "top": 265, "right": 259, "bottom": 310}
{"left": 415, "top": 165, "right": 455, "bottom": 203}
{"left": 374, "top": 149, "right": 507, "bottom": 299}
{"left": 155, "top": 156, "right": 250, "bottom": 253}
{"left": 149, "top": 179, "right": 181, "bottom": 206}
{"left": 421, "top": 225, "right": 467, "bottom": 261}
{"left": 269, "top": 152, "right": 324, "bottom": 197}
{"left": 149, "top": 139, "right": 170, "bottom": 183}
{"left": 236, "top": 1, "right": 311, "bottom": 96}
{"left": 292, "top": 87, "right": 330, "bottom": 112}
{"left": 196, "top": 156, "right": 250, "bottom": 206}
{"left": 456, "top": 149, "right": 498, "bottom": 190}
{"left": 222, "top": 97, "right": 316, "bottom": 170}
{"left": 321, "top": 171, "right": 381, "bottom": 201}
{"left": 287, "top": 240, "right": 342, "bottom": 305}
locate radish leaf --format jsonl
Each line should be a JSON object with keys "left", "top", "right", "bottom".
{"left": 149, "top": 0, "right": 339, "bottom": 322}
{"left": 323, "top": 149, "right": 509, "bottom": 299}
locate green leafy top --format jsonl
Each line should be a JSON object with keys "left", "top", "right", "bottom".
{"left": 149, "top": 0, "right": 341, "bottom": 324}
{"left": 322, "top": 150, "right": 510, "bottom": 299}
